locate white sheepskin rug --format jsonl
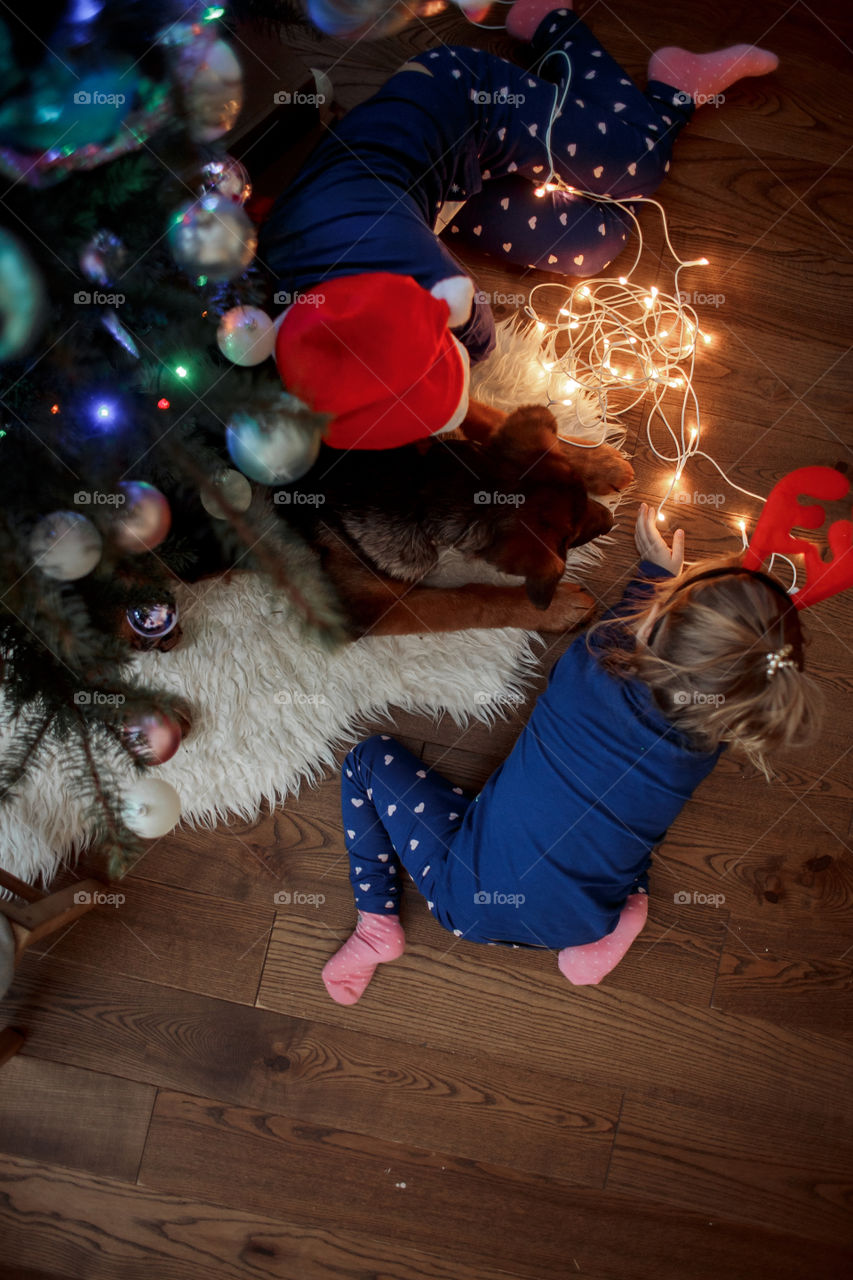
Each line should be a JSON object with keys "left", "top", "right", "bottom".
{"left": 0, "top": 319, "right": 623, "bottom": 883}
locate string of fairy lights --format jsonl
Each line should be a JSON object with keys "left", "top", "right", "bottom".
{"left": 499, "top": 43, "right": 802, "bottom": 589}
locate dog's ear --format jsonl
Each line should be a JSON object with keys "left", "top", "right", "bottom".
{"left": 484, "top": 404, "right": 560, "bottom": 466}
{"left": 459, "top": 398, "right": 508, "bottom": 444}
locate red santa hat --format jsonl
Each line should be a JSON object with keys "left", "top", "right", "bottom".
{"left": 274, "top": 272, "right": 473, "bottom": 451}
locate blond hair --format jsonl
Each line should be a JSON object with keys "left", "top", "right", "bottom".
{"left": 589, "top": 555, "right": 824, "bottom": 774}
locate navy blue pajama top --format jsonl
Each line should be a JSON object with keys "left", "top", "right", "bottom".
{"left": 437, "top": 563, "right": 722, "bottom": 947}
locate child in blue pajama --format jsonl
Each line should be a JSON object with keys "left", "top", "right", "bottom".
{"left": 323, "top": 505, "right": 820, "bottom": 1003}
{"left": 261, "top": 1, "right": 778, "bottom": 374}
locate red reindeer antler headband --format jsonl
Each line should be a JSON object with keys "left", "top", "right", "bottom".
{"left": 741, "top": 466, "right": 853, "bottom": 609}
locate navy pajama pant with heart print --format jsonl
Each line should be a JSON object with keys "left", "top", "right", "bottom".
{"left": 435, "top": 9, "right": 695, "bottom": 275}
{"left": 342, "top": 734, "right": 473, "bottom": 931}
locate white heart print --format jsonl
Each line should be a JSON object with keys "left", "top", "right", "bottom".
{"left": 351, "top": 798, "right": 363, "bottom": 807}
{"left": 415, "top": 802, "right": 424, "bottom": 813}
{"left": 593, "top": 165, "right": 604, "bottom": 178}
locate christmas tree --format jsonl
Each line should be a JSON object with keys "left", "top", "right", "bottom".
{"left": 0, "top": 0, "right": 345, "bottom": 875}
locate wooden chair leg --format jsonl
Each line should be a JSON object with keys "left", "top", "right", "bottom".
{"left": 0, "top": 1027, "right": 25, "bottom": 1067}
{"left": 0, "top": 879, "right": 103, "bottom": 956}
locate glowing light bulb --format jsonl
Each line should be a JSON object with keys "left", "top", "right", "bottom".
{"left": 537, "top": 321, "right": 546, "bottom": 332}
{"left": 559, "top": 308, "right": 571, "bottom": 317}
{"left": 643, "top": 296, "right": 654, "bottom": 310}
{"left": 543, "top": 361, "right": 555, "bottom": 371}
{"left": 564, "top": 378, "right": 579, "bottom": 392}
{"left": 699, "top": 257, "right": 709, "bottom": 265}
{"left": 534, "top": 187, "right": 546, "bottom": 198}
{"left": 175, "top": 365, "right": 188, "bottom": 379}
{"left": 618, "top": 276, "right": 627, "bottom": 285}
{"left": 702, "top": 333, "right": 712, "bottom": 345}
{"left": 651, "top": 286, "right": 659, "bottom": 297}
{"left": 562, "top": 398, "right": 573, "bottom": 406}
{"left": 659, "top": 330, "right": 669, "bottom": 338}
{"left": 569, "top": 321, "right": 580, "bottom": 330}
{"left": 580, "top": 286, "right": 591, "bottom": 298}
{"left": 157, "top": 398, "right": 170, "bottom": 410}
{"left": 50, "top": 403, "right": 60, "bottom": 415}
{"left": 657, "top": 511, "right": 666, "bottom": 523}
{"left": 689, "top": 426, "right": 698, "bottom": 444}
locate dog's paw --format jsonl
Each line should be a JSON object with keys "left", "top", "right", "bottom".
{"left": 536, "top": 584, "right": 596, "bottom": 632}
{"left": 586, "top": 448, "right": 635, "bottom": 495}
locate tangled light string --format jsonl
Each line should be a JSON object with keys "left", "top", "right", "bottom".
{"left": 514, "top": 47, "right": 799, "bottom": 587}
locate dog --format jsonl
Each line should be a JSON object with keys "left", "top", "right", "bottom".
{"left": 281, "top": 399, "right": 634, "bottom": 637}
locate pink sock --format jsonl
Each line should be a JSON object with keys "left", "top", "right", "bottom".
{"left": 648, "top": 45, "right": 779, "bottom": 102}
{"left": 322, "top": 912, "right": 406, "bottom": 1005}
{"left": 558, "top": 893, "right": 649, "bottom": 986}
{"left": 506, "top": 0, "right": 572, "bottom": 43}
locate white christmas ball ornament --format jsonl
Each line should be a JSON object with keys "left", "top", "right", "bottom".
{"left": 167, "top": 194, "right": 257, "bottom": 282}
{"left": 122, "top": 778, "right": 182, "bottom": 839}
{"left": 200, "top": 468, "right": 253, "bottom": 519}
{"left": 199, "top": 155, "right": 251, "bottom": 204}
{"left": 226, "top": 397, "right": 322, "bottom": 485}
{"left": 217, "top": 306, "right": 275, "bottom": 366}
{"left": 30, "top": 511, "right": 102, "bottom": 581}
{"left": 183, "top": 38, "right": 243, "bottom": 143}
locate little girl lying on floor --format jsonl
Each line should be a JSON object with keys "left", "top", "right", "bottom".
{"left": 322, "top": 505, "right": 821, "bottom": 1003}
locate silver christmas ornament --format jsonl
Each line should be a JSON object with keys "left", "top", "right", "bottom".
{"left": 200, "top": 468, "right": 253, "bottom": 519}
{"left": 29, "top": 510, "right": 102, "bottom": 580}
{"left": 167, "top": 193, "right": 257, "bottom": 281}
{"left": 199, "top": 155, "right": 251, "bottom": 204}
{"left": 226, "top": 395, "right": 323, "bottom": 485}
{"left": 122, "top": 778, "right": 182, "bottom": 838}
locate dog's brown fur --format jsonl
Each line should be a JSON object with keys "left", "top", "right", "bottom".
{"left": 283, "top": 400, "right": 633, "bottom": 637}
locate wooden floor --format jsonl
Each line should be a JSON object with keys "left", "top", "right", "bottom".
{"left": 2, "top": 2, "right": 852, "bottom": 1276}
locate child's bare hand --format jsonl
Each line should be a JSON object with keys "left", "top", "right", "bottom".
{"left": 635, "top": 503, "right": 685, "bottom": 573}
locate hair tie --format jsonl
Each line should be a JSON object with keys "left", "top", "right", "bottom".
{"left": 766, "top": 643, "right": 796, "bottom": 678}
